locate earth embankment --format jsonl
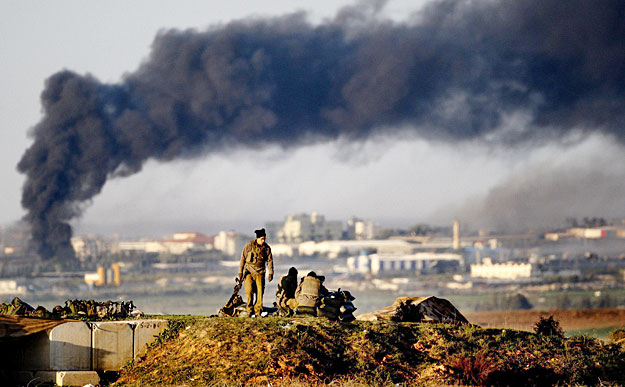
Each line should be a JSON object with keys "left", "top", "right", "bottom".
{"left": 112, "top": 315, "right": 625, "bottom": 386}
{"left": 465, "top": 308, "right": 625, "bottom": 332}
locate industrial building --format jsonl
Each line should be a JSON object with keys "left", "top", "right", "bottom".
{"left": 470, "top": 258, "right": 534, "bottom": 280}
{"left": 347, "top": 252, "right": 463, "bottom": 275}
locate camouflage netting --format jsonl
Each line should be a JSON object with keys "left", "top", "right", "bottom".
{"left": 0, "top": 314, "right": 68, "bottom": 338}
{"left": 357, "top": 296, "right": 469, "bottom": 324}
{"left": 0, "top": 297, "right": 137, "bottom": 319}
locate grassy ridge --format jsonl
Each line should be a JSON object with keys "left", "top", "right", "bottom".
{"left": 113, "top": 316, "right": 625, "bottom": 386}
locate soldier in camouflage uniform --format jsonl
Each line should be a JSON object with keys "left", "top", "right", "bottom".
{"left": 276, "top": 267, "right": 299, "bottom": 316}
{"left": 238, "top": 228, "right": 273, "bottom": 317}
{"left": 295, "top": 271, "right": 328, "bottom": 308}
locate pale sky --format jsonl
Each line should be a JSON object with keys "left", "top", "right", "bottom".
{"left": 2, "top": 0, "right": 623, "bottom": 238}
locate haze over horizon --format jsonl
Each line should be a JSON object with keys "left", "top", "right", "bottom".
{"left": 2, "top": 0, "right": 625, "bottom": 255}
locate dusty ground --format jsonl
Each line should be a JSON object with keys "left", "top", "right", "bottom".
{"left": 465, "top": 308, "right": 625, "bottom": 332}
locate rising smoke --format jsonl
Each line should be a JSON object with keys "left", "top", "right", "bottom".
{"left": 18, "top": 0, "right": 625, "bottom": 259}
{"left": 431, "top": 134, "right": 625, "bottom": 232}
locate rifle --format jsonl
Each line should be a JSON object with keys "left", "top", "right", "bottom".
{"left": 219, "top": 274, "right": 246, "bottom": 316}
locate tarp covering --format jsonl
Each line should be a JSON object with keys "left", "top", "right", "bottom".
{"left": 356, "top": 296, "right": 469, "bottom": 324}
{"left": 0, "top": 315, "right": 69, "bottom": 338}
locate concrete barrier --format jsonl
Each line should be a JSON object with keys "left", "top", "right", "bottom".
{"left": 34, "top": 370, "right": 100, "bottom": 386}
{"left": 133, "top": 319, "right": 170, "bottom": 359}
{"left": 1, "top": 319, "right": 169, "bottom": 376}
{"left": 57, "top": 370, "right": 101, "bottom": 386}
{"left": 50, "top": 321, "right": 91, "bottom": 370}
{"left": 92, "top": 321, "right": 134, "bottom": 371}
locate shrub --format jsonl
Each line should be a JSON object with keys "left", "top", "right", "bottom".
{"left": 610, "top": 328, "right": 625, "bottom": 343}
{"left": 444, "top": 351, "right": 499, "bottom": 386}
{"left": 534, "top": 315, "right": 564, "bottom": 338}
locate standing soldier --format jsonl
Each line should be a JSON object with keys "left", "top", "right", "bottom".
{"left": 238, "top": 228, "right": 273, "bottom": 317}
{"left": 276, "top": 267, "right": 299, "bottom": 316}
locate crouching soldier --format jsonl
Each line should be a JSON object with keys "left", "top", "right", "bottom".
{"left": 294, "top": 271, "right": 328, "bottom": 315}
{"left": 238, "top": 228, "right": 273, "bottom": 317}
{"left": 276, "top": 267, "right": 299, "bottom": 316}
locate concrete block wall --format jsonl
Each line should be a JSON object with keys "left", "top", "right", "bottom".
{"left": 133, "top": 319, "right": 169, "bottom": 359}
{"left": 50, "top": 321, "right": 91, "bottom": 370}
{"left": 92, "top": 321, "right": 134, "bottom": 370}
{"left": 1, "top": 319, "right": 168, "bottom": 374}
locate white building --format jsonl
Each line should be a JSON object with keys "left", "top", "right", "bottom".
{"left": 347, "top": 252, "right": 463, "bottom": 275}
{"left": 0, "top": 280, "right": 27, "bottom": 295}
{"left": 117, "top": 240, "right": 167, "bottom": 254}
{"left": 276, "top": 213, "right": 343, "bottom": 243}
{"left": 470, "top": 258, "right": 534, "bottom": 280}
{"left": 115, "top": 232, "right": 214, "bottom": 256}
{"left": 299, "top": 239, "right": 416, "bottom": 258}
{"left": 346, "top": 216, "right": 377, "bottom": 240}
{"left": 214, "top": 231, "right": 249, "bottom": 257}
{"left": 71, "top": 236, "right": 105, "bottom": 261}
{"left": 270, "top": 243, "right": 297, "bottom": 258}
{"left": 160, "top": 232, "right": 214, "bottom": 255}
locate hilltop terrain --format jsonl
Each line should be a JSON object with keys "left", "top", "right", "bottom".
{"left": 112, "top": 315, "right": 625, "bottom": 387}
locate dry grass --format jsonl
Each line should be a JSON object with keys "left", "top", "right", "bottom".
{"left": 111, "top": 315, "right": 625, "bottom": 387}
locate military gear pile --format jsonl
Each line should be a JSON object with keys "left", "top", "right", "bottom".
{"left": 316, "top": 290, "right": 357, "bottom": 322}
{"left": 219, "top": 276, "right": 245, "bottom": 317}
{"left": 0, "top": 297, "right": 35, "bottom": 316}
{"left": 0, "top": 297, "right": 137, "bottom": 319}
{"left": 294, "top": 289, "right": 357, "bottom": 322}
{"left": 62, "top": 299, "right": 136, "bottom": 318}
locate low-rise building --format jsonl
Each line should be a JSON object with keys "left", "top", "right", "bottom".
{"left": 0, "top": 279, "right": 27, "bottom": 294}
{"left": 114, "top": 232, "right": 214, "bottom": 256}
{"left": 299, "top": 239, "right": 415, "bottom": 258}
{"left": 270, "top": 243, "right": 297, "bottom": 258}
{"left": 274, "top": 213, "right": 343, "bottom": 243}
{"left": 160, "top": 232, "right": 214, "bottom": 255}
{"left": 470, "top": 258, "right": 533, "bottom": 280}
{"left": 214, "top": 231, "right": 249, "bottom": 257}
{"left": 346, "top": 217, "right": 377, "bottom": 240}
{"left": 71, "top": 236, "right": 106, "bottom": 261}
{"left": 347, "top": 252, "right": 463, "bottom": 275}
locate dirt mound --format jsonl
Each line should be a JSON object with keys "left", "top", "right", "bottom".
{"left": 466, "top": 308, "right": 625, "bottom": 332}
{"left": 113, "top": 316, "right": 625, "bottom": 386}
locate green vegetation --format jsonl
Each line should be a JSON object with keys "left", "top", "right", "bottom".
{"left": 445, "top": 288, "right": 625, "bottom": 313}
{"left": 567, "top": 326, "right": 623, "bottom": 340}
{"left": 112, "top": 316, "right": 625, "bottom": 386}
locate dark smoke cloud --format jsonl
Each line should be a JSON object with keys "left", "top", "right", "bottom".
{"left": 18, "top": 0, "right": 625, "bottom": 259}
{"left": 439, "top": 154, "right": 625, "bottom": 232}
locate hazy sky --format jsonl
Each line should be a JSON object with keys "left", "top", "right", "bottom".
{"left": 3, "top": 0, "right": 624, "bottom": 240}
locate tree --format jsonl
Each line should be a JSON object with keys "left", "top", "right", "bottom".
{"left": 534, "top": 315, "right": 565, "bottom": 338}
{"left": 504, "top": 293, "right": 533, "bottom": 310}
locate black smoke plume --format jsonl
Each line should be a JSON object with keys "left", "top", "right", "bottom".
{"left": 18, "top": 0, "right": 625, "bottom": 259}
